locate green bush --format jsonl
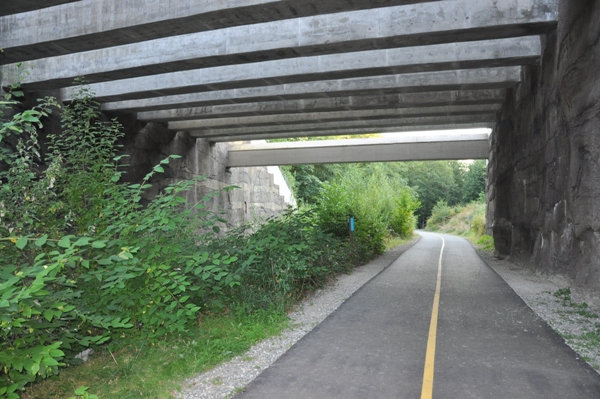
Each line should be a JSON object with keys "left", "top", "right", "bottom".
{"left": 2, "top": 87, "right": 387, "bottom": 397}
{"left": 0, "top": 89, "right": 237, "bottom": 397}
{"left": 212, "top": 208, "right": 352, "bottom": 309}
{"left": 317, "top": 165, "right": 419, "bottom": 261}
{"left": 390, "top": 187, "right": 420, "bottom": 237}
{"left": 425, "top": 200, "right": 457, "bottom": 229}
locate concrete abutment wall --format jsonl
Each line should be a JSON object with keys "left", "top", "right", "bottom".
{"left": 116, "top": 118, "right": 294, "bottom": 229}
{"left": 488, "top": 0, "right": 600, "bottom": 289}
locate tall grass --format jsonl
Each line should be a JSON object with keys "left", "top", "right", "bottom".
{"left": 425, "top": 199, "right": 494, "bottom": 252}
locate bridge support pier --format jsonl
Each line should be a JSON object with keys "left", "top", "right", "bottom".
{"left": 487, "top": 0, "right": 600, "bottom": 289}
{"left": 115, "top": 118, "right": 294, "bottom": 228}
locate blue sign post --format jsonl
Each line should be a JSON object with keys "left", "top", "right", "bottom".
{"left": 349, "top": 216, "right": 355, "bottom": 243}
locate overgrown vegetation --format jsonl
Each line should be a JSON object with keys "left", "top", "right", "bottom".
{"left": 317, "top": 164, "right": 419, "bottom": 260}
{"left": 1, "top": 88, "right": 421, "bottom": 398}
{"left": 0, "top": 88, "right": 236, "bottom": 398}
{"left": 21, "top": 309, "right": 288, "bottom": 399}
{"left": 282, "top": 159, "right": 487, "bottom": 226}
{"left": 425, "top": 196, "right": 494, "bottom": 252}
{"left": 212, "top": 208, "right": 358, "bottom": 309}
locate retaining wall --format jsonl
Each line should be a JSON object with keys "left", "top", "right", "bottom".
{"left": 119, "top": 119, "right": 294, "bottom": 229}
{"left": 488, "top": 0, "right": 600, "bottom": 288}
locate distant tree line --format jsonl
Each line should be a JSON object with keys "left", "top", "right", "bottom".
{"left": 282, "top": 159, "right": 487, "bottom": 226}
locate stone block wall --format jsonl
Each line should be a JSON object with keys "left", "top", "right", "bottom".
{"left": 488, "top": 0, "right": 600, "bottom": 288}
{"left": 119, "top": 119, "right": 294, "bottom": 229}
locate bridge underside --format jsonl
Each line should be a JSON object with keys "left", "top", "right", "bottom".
{"left": 1, "top": 0, "right": 556, "bottom": 148}
{"left": 3, "top": 1, "right": 600, "bottom": 289}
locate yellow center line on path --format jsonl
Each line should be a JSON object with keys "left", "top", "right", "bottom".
{"left": 420, "top": 235, "right": 445, "bottom": 399}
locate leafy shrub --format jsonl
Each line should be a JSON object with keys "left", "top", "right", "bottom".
{"left": 0, "top": 236, "right": 133, "bottom": 397}
{"left": 0, "top": 88, "right": 237, "bottom": 397}
{"left": 425, "top": 200, "right": 457, "bottom": 229}
{"left": 389, "top": 187, "right": 420, "bottom": 237}
{"left": 212, "top": 208, "right": 352, "bottom": 309}
{"left": 315, "top": 180, "right": 350, "bottom": 237}
{"left": 2, "top": 87, "right": 415, "bottom": 397}
{"left": 317, "top": 165, "right": 418, "bottom": 261}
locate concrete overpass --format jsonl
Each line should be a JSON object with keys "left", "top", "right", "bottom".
{"left": 2, "top": 1, "right": 600, "bottom": 290}
{"left": 227, "top": 132, "right": 490, "bottom": 167}
{"left": 1, "top": 0, "right": 554, "bottom": 146}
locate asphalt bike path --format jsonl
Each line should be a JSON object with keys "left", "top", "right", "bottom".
{"left": 235, "top": 232, "right": 600, "bottom": 398}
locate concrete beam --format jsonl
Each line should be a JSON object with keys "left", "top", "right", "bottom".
{"left": 2, "top": 0, "right": 556, "bottom": 87}
{"left": 164, "top": 104, "right": 500, "bottom": 129}
{"left": 0, "top": 1, "right": 80, "bottom": 16}
{"left": 186, "top": 114, "right": 496, "bottom": 137}
{"left": 60, "top": 36, "right": 540, "bottom": 102}
{"left": 226, "top": 133, "right": 490, "bottom": 167}
{"left": 140, "top": 90, "right": 506, "bottom": 121}
{"left": 210, "top": 124, "right": 494, "bottom": 142}
{"left": 0, "top": 0, "right": 433, "bottom": 64}
{"left": 103, "top": 67, "right": 520, "bottom": 112}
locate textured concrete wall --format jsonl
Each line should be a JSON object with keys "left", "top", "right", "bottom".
{"left": 488, "top": 0, "right": 600, "bottom": 288}
{"left": 118, "top": 119, "right": 293, "bottom": 229}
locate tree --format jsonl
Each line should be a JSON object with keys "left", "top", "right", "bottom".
{"left": 463, "top": 160, "right": 487, "bottom": 203}
{"left": 394, "top": 161, "right": 460, "bottom": 226}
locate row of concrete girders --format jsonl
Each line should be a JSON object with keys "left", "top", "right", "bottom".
{"left": 192, "top": 115, "right": 496, "bottom": 141}
{"left": 103, "top": 67, "right": 520, "bottom": 113}
{"left": 163, "top": 104, "right": 500, "bottom": 128}
{"left": 47, "top": 35, "right": 539, "bottom": 102}
{"left": 0, "top": 0, "right": 559, "bottom": 142}
{"left": 2, "top": 0, "right": 555, "bottom": 88}
{"left": 143, "top": 90, "right": 508, "bottom": 123}
{"left": 0, "top": 0, "right": 436, "bottom": 63}
{"left": 167, "top": 105, "right": 499, "bottom": 139}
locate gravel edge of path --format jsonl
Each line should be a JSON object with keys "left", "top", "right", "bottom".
{"left": 177, "top": 238, "right": 420, "bottom": 399}
{"left": 477, "top": 249, "right": 600, "bottom": 374}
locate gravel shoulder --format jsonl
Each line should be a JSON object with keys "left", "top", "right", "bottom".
{"left": 177, "top": 238, "right": 420, "bottom": 399}
{"left": 177, "top": 235, "right": 600, "bottom": 399}
{"left": 478, "top": 249, "right": 600, "bottom": 373}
